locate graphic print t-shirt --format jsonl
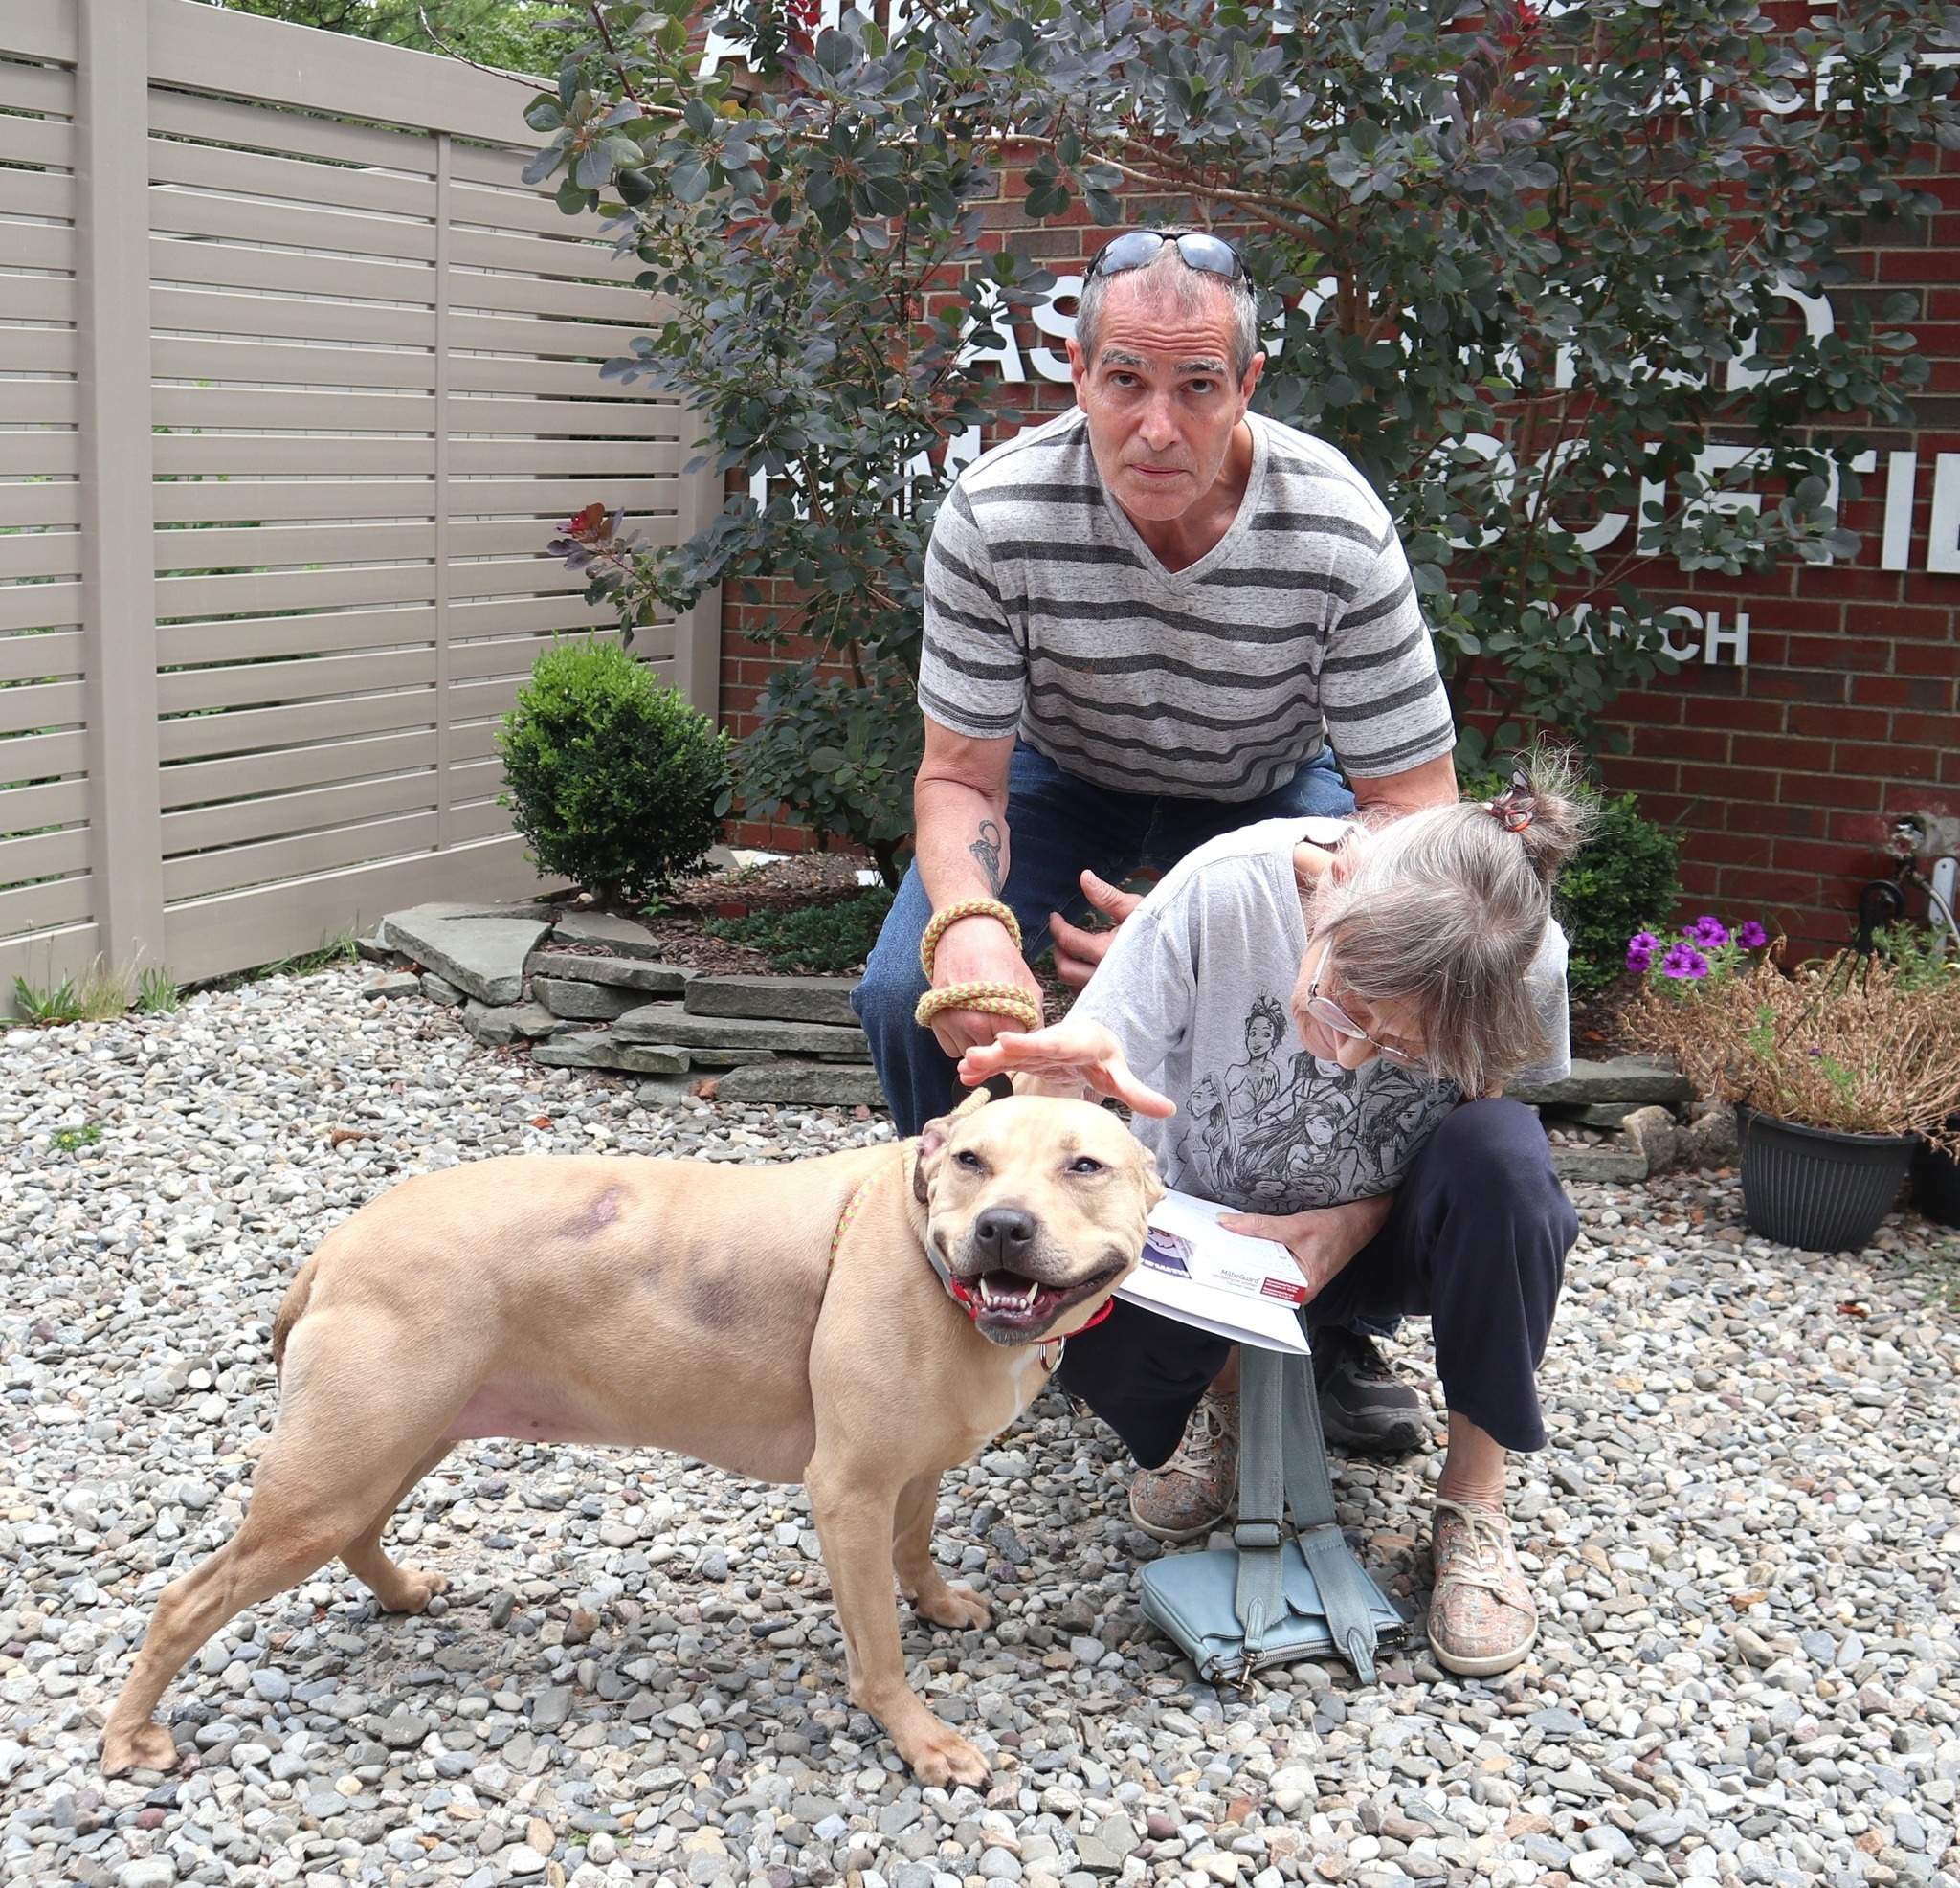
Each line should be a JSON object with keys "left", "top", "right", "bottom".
{"left": 1069, "top": 820, "right": 1571, "bottom": 1214}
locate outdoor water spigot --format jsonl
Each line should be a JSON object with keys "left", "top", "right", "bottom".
{"left": 1888, "top": 815, "right": 1927, "bottom": 862}
{"left": 1891, "top": 811, "right": 1960, "bottom": 859}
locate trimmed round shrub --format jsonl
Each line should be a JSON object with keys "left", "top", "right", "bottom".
{"left": 499, "top": 636, "right": 728, "bottom": 906}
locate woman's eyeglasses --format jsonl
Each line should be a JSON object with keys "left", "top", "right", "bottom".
{"left": 1086, "top": 229, "right": 1248, "bottom": 285}
{"left": 1303, "top": 964, "right": 1426, "bottom": 1068}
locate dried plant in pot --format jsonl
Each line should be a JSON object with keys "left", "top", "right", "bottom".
{"left": 1623, "top": 918, "right": 1960, "bottom": 1253}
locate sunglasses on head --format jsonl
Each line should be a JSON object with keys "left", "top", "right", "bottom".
{"left": 1086, "top": 228, "right": 1248, "bottom": 285}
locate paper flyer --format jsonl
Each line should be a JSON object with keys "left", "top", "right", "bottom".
{"left": 1117, "top": 1188, "right": 1313, "bottom": 1354}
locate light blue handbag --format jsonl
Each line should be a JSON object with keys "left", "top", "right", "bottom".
{"left": 1138, "top": 1344, "right": 1406, "bottom": 1683}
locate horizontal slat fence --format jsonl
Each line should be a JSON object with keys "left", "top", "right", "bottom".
{"left": 0, "top": 0, "right": 716, "bottom": 997}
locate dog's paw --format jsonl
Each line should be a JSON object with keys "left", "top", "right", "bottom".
{"left": 902, "top": 1718, "right": 991, "bottom": 1789}
{"left": 912, "top": 1582, "right": 990, "bottom": 1632}
{"left": 374, "top": 1566, "right": 449, "bottom": 1614}
{"left": 101, "top": 1721, "right": 181, "bottom": 1776}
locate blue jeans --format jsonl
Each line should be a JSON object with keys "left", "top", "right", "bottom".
{"left": 853, "top": 743, "right": 1354, "bottom": 1137}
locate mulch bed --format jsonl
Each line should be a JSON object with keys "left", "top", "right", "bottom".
{"left": 1569, "top": 982, "right": 1641, "bottom": 1060}
{"left": 667, "top": 852, "right": 869, "bottom": 914}
{"left": 561, "top": 853, "right": 877, "bottom": 977}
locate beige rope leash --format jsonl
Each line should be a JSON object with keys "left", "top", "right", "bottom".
{"left": 918, "top": 897, "right": 1022, "bottom": 981}
{"left": 915, "top": 898, "right": 1043, "bottom": 1033}
{"left": 914, "top": 981, "right": 1044, "bottom": 1033}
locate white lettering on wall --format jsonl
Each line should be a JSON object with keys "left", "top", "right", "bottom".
{"left": 1926, "top": 454, "right": 1960, "bottom": 575}
{"left": 1658, "top": 606, "right": 1753, "bottom": 666}
{"left": 1883, "top": 450, "right": 1918, "bottom": 570}
{"left": 1026, "top": 274, "right": 1081, "bottom": 383}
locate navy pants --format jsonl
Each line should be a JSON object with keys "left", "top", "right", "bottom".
{"left": 853, "top": 743, "right": 1354, "bottom": 1137}
{"left": 1056, "top": 1099, "right": 1578, "bottom": 1466}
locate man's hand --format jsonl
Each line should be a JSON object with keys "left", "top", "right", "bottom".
{"left": 923, "top": 913, "right": 1048, "bottom": 1059}
{"left": 1218, "top": 1193, "right": 1393, "bottom": 1303}
{"left": 957, "top": 1019, "right": 1175, "bottom": 1118}
{"left": 1049, "top": 871, "right": 1144, "bottom": 990}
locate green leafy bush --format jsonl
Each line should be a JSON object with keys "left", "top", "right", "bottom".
{"left": 1465, "top": 771, "right": 1682, "bottom": 994}
{"left": 730, "top": 664, "right": 922, "bottom": 890}
{"left": 500, "top": 637, "right": 728, "bottom": 906}
{"left": 705, "top": 887, "right": 895, "bottom": 974}
{"left": 533, "top": 0, "right": 1955, "bottom": 782}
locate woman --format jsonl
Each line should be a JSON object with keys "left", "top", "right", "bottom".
{"left": 958, "top": 760, "right": 1586, "bottom": 1677}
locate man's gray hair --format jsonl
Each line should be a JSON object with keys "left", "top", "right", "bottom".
{"left": 1305, "top": 750, "right": 1596, "bottom": 1098}
{"left": 1074, "top": 241, "right": 1262, "bottom": 383}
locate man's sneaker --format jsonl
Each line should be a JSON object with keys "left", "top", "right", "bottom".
{"left": 1312, "top": 1326, "right": 1427, "bottom": 1455}
{"left": 1426, "top": 1499, "right": 1539, "bottom": 1677}
{"left": 1128, "top": 1390, "right": 1238, "bottom": 1543}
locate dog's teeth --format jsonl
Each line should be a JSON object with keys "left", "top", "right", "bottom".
{"left": 1020, "top": 1280, "right": 1039, "bottom": 1307}
{"left": 979, "top": 1277, "right": 996, "bottom": 1306}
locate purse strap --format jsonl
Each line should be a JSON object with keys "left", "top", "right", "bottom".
{"left": 1232, "top": 1343, "right": 1382, "bottom": 1683}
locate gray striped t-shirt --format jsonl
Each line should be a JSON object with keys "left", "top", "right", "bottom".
{"left": 919, "top": 408, "right": 1455, "bottom": 797}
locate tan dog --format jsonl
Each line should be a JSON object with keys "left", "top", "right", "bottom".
{"left": 100, "top": 1093, "right": 1160, "bottom": 1787}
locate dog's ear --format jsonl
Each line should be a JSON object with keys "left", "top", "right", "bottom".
{"left": 914, "top": 1114, "right": 952, "bottom": 1205}
{"left": 913, "top": 1087, "right": 991, "bottom": 1204}
{"left": 1138, "top": 1143, "right": 1167, "bottom": 1210}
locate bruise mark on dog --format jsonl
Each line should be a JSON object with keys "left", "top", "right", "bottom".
{"left": 686, "top": 1260, "right": 747, "bottom": 1330}
{"left": 570, "top": 1186, "right": 623, "bottom": 1238}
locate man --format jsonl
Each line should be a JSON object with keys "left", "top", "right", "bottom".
{"left": 852, "top": 228, "right": 1461, "bottom": 1507}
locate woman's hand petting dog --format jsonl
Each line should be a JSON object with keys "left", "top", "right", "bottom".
{"left": 957, "top": 1017, "right": 1176, "bottom": 1119}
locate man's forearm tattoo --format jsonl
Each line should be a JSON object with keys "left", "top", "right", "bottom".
{"left": 969, "top": 820, "right": 1004, "bottom": 895}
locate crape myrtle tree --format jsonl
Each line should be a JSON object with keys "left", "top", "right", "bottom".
{"left": 532, "top": 0, "right": 1960, "bottom": 868}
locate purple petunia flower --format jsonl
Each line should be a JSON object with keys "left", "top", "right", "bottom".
{"left": 1686, "top": 915, "right": 1730, "bottom": 948}
{"left": 1662, "top": 943, "right": 1710, "bottom": 981}
{"left": 1736, "top": 920, "right": 1768, "bottom": 949}
{"left": 1626, "top": 930, "right": 1660, "bottom": 973}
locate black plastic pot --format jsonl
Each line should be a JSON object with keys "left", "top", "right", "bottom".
{"left": 1912, "top": 1117, "right": 1960, "bottom": 1229}
{"left": 1735, "top": 1104, "right": 1918, "bottom": 1254}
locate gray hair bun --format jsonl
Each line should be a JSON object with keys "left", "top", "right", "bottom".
{"left": 1483, "top": 744, "right": 1596, "bottom": 889}
{"left": 1306, "top": 743, "right": 1596, "bottom": 1095}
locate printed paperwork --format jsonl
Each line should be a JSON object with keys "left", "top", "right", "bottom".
{"left": 1118, "top": 1188, "right": 1312, "bottom": 1354}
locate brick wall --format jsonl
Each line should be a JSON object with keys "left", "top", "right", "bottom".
{"left": 717, "top": 169, "right": 1960, "bottom": 953}
{"left": 1579, "top": 154, "right": 1960, "bottom": 950}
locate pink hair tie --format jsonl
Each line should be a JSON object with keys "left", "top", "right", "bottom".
{"left": 1488, "top": 764, "right": 1536, "bottom": 833}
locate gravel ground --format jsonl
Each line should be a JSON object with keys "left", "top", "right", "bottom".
{"left": 5, "top": 963, "right": 1960, "bottom": 1888}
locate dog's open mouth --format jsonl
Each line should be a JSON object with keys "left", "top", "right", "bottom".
{"left": 964, "top": 1263, "right": 1126, "bottom": 1340}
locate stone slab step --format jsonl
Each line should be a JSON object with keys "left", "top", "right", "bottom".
{"left": 612, "top": 1003, "right": 871, "bottom": 1059}
{"left": 1507, "top": 1056, "right": 1688, "bottom": 1109}
{"left": 524, "top": 951, "right": 693, "bottom": 996}
{"left": 683, "top": 975, "right": 860, "bottom": 1028}
{"left": 1543, "top": 1101, "right": 1644, "bottom": 1130}
{"left": 531, "top": 1034, "right": 696, "bottom": 1076}
{"left": 380, "top": 908, "right": 553, "bottom": 1006}
{"left": 385, "top": 899, "right": 558, "bottom": 926}
{"left": 532, "top": 977, "right": 647, "bottom": 1022}
{"left": 712, "top": 1063, "right": 889, "bottom": 1109}
{"left": 1550, "top": 1146, "right": 1649, "bottom": 1183}
{"left": 549, "top": 911, "right": 664, "bottom": 958}
{"left": 462, "top": 1000, "right": 567, "bottom": 1047}
{"left": 530, "top": 1031, "right": 777, "bottom": 1073}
